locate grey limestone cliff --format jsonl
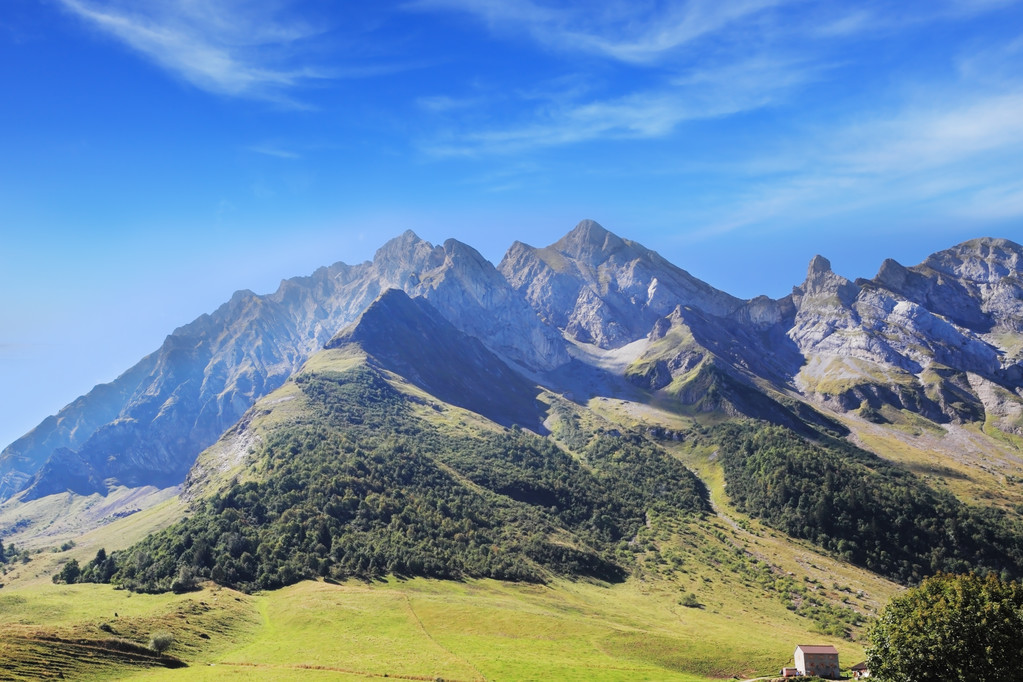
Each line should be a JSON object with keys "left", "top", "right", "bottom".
{"left": 0, "top": 231, "right": 564, "bottom": 500}
{"left": 498, "top": 220, "right": 745, "bottom": 349}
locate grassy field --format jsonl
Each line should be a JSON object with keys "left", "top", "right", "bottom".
{"left": 0, "top": 347, "right": 941, "bottom": 681}
{"left": 1, "top": 571, "right": 876, "bottom": 682}
{"left": 1, "top": 484, "right": 895, "bottom": 682}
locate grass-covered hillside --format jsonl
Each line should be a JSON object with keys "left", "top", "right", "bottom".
{"left": 0, "top": 344, "right": 916, "bottom": 680}
{"left": 89, "top": 360, "right": 707, "bottom": 593}
{"left": 7, "top": 307, "right": 1023, "bottom": 679}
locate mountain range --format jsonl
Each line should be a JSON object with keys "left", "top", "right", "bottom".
{"left": 2, "top": 221, "right": 1022, "bottom": 587}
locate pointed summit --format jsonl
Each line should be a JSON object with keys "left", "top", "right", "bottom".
{"left": 372, "top": 230, "right": 441, "bottom": 276}
{"left": 553, "top": 219, "right": 626, "bottom": 260}
{"left": 807, "top": 255, "right": 832, "bottom": 277}
{"left": 498, "top": 220, "right": 742, "bottom": 349}
{"left": 874, "top": 258, "right": 910, "bottom": 289}
{"left": 796, "top": 254, "right": 858, "bottom": 304}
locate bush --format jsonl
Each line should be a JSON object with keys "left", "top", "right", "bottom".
{"left": 148, "top": 631, "right": 174, "bottom": 653}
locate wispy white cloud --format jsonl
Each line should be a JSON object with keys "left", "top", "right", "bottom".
{"left": 409, "top": 0, "right": 792, "bottom": 64}
{"left": 56, "top": 0, "right": 333, "bottom": 103}
{"left": 416, "top": 94, "right": 491, "bottom": 112}
{"left": 424, "top": 54, "right": 823, "bottom": 155}
{"left": 955, "top": 179, "right": 1023, "bottom": 220}
{"left": 835, "top": 93, "right": 1023, "bottom": 174}
{"left": 690, "top": 81, "right": 1023, "bottom": 235}
{"left": 413, "top": 0, "right": 1023, "bottom": 236}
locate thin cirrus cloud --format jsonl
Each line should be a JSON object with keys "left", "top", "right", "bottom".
{"left": 423, "top": 54, "right": 824, "bottom": 156}
{"left": 56, "top": 0, "right": 333, "bottom": 102}
{"left": 691, "top": 83, "right": 1023, "bottom": 236}
{"left": 414, "top": 0, "right": 1023, "bottom": 233}
{"left": 409, "top": 0, "right": 793, "bottom": 64}
{"left": 244, "top": 145, "right": 303, "bottom": 160}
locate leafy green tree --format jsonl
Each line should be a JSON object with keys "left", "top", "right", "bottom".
{"left": 866, "top": 573, "right": 1023, "bottom": 681}
{"left": 53, "top": 558, "right": 81, "bottom": 584}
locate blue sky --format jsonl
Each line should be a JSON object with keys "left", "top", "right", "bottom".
{"left": 2, "top": 0, "right": 1023, "bottom": 448}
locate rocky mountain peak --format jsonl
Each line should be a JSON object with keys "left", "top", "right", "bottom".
{"left": 553, "top": 219, "right": 626, "bottom": 260}
{"left": 796, "top": 254, "right": 859, "bottom": 305}
{"left": 922, "top": 237, "right": 1023, "bottom": 285}
{"left": 807, "top": 254, "right": 832, "bottom": 277}
{"left": 874, "top": 258, "right": 909, "bottom": 289}
{"left": 372, "top": 230, "right": 442, "bottom": 283}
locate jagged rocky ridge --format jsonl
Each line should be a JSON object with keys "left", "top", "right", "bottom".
{"left": 3, "top": 220, "right": 1022, "bottom": 502}
{"left": 0, "top": 234, "right": 564, "bottom": 500}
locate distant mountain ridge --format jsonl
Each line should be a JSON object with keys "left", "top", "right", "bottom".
{"left": 3, "top": 221, "right": 1022, "bottom": 505}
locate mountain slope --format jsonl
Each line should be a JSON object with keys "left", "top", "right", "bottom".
{"left": 325, "top": 288, "right": 545, "bottom": 431}
{"left": 1, "top": 232, "right": 565, "bottom": 502}
{"left": 102, "top": 312, "right": 709, "bottom": 592}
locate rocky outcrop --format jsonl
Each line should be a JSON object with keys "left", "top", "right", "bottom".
{"left": 499, "top": 220, "right": 744, "bottom": 349}
{"left": 789, "top": 241, "right": 1023, "bottom": 425}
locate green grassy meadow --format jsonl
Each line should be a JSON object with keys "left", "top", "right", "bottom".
{"left": 1, "top": 573, "right": 872, "bottom": 682}
{"left": 2, "top": 484, "right": 893, "bottom": 682}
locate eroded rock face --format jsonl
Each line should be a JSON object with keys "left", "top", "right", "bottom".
{"left": 1, "top": 231, "right": 565, "bottom": 500}
{"left": 498, "top": 220, "right": 744, "bottom": 349}
{"left": 876, "top": 238, "right": 1023, "bottom": 337}
{"left": 787, "top": 241, "right": 1023, "bottom": 426}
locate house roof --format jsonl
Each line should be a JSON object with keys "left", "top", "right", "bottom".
{"left": 851, "top": 662, "right": 870, "bottom": 670}
{"left": 796, "top": 644, "right": 840, "bottom": 655}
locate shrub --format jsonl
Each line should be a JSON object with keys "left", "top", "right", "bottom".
{"left": 148, "top": 631, "right": 174, "bottom": 653}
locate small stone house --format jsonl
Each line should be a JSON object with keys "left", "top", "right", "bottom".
{"left": 794, "top": 644, "right": 840, "bottom": 679}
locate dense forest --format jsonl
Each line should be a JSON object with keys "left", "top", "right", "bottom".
{"left": 716, "top": 422, "right": 1023, "bottom": 584}
{"left": 73, "top": 366, "right": 709, "bottom": 593}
